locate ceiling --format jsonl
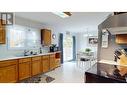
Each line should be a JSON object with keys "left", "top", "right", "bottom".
{"left": 15, "top": 12, "right": 111, "bottom": 33}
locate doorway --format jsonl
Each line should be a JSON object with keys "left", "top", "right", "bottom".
{"left": 63, "top": 35, "right": 73, "bottom": 62}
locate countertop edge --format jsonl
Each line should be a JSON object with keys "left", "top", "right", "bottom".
{"left": 0, "top": 51, "right": 61, "bottom": 61}
{"left": 99, "top": 59, "right": 127, "bottom": 66}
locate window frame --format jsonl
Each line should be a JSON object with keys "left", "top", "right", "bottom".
{"left": 7, "top": 25, "right": 41, "bottom": 50}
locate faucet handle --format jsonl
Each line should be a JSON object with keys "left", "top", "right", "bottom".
{"left": 24, "top": 50, "right": 29, "bottom": 56}
{"left": 39, "top": 47, "right": 42, "bottom": 54}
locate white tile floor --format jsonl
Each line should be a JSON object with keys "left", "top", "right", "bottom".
{"left": 46, "top": 61, "right": 94, "bottom": 83}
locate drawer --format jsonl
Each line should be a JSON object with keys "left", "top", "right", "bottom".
{"left": 32, "top": 56, "right": 41, "bottom": 61}
{"left": 0, "top": 60, "right": 18, "bottom": 68}
{"left": 42, "top": 55, "right": 49, "bottom": 59}
{"left": 50, "top": 54, "right": 55, "bottom": 58}
{"left": 19, "top": 58, "right": 31, "bottom": 63}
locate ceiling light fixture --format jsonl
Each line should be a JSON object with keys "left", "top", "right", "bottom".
{"left": 52, "top": 12, "right": 72, "bottom": 18}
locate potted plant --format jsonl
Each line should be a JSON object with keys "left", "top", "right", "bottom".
{"left": 85, "top": 48, "right": 91, "bottom": 55}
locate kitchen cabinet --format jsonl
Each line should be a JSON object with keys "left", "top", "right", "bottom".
{"left": 49, "top": 54, "right": 56, "bottom": 70}
{"left": 19, "top": 58, "right": 31, "bottom": 80}
{"left": 55, "top": 59, "right": 61, "bottom": 67}
{"left": 0, "top": 52, "right": 61, "bottom": 82}
{"left": 42, "top": 55, "right": 50, "bottom": 73}
{"left": 55, "top": 52, "right": 61, "bottom": 67}
{"left": 0, "top": 20, "right": 6, "bottom": 44}
{"left": 31, "top": 56, "right": 42, "bottom": 76}
{"left": 0, "top": 60, "right": 18, "bottom": 83}
{"left": 41, "top": 29, "right": 51, "bottom": 46}
{"left": 116, "top": 34, "right": 127, "bottom": 44}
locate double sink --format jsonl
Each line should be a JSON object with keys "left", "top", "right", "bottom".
{"left": 15, "top": 52, "right": 49, "bottom": 57}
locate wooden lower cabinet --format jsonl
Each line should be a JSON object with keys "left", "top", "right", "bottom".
{"left": 0, "top": 60, "right": 18, "bottom": 83}
{"left": 42, "top": 55, "right": 50, "bottom": 73}
{"left": 49, "top": 54, "right": 56, "bottom": 70}
{"left": 19, "top": 58, "right": 31, "bottom": 80}
{"left": 0, "top": 53, "right": 61, "bottom": 82}
{"left": 31, "top": 56, "right": 42, "bottom": 76}
{"left": 55, "top": 59, "right": 61, "bottom": 67}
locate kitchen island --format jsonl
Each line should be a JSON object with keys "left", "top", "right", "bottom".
{"left": 85, "top": 62, "right": 127, "bottom": 83}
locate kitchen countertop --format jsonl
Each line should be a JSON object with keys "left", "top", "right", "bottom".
{"left": 85, "top": 62, "right": 127, "bottom": 83}
{"left": 0, "top": 51, "right": 61, "bottom": 61}
{"left": 99, "top": 60, "right": 118, "bottom": 65}
{"left": 99, "top": 59, "right": 127, "bottom": 66}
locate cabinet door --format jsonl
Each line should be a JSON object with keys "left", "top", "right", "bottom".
{"left": 0, "top": 65, "right": 18, "bottom": 83}
{"left": 0, "top": 28, "right": 2, "bottom": 43}
{"left": 41, "top": 29, "right": 51, "bottom": 46}
{"left": 44, "top": 30, "right": 51, "bottom": 45}
{"left": 116, "top": 34, "right": 127, "bottom": 44}
{"left": 50, "top": 54, "right": 55, "bottom": 70}
{"left": 19, "top": 62, "right": 31, "bottom": 80}
{"left": 42, "top": 55, "right": 50, "bottom": 73}
{"left": 55, "top": 59, "right": 61, "bottom": 67}
{"left": 0, "top": 27, "right": 5, "bottom": 44}
{"left": 32, "top": 60, "right": 41, "bottom": 76}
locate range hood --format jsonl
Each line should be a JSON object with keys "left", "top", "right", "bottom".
{"left": 99, "top": 13, "right": 127, "bottom": 35}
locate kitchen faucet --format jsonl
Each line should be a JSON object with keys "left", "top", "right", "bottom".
{"left": 39, "top": 47, "right": 42, "bottom": 54}
{"left": 24, "top": 50, "right": 30, "bottom": 56}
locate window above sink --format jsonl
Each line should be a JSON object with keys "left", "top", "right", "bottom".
{"left": 7, "top": 25, "right": 41, "bottom": 50}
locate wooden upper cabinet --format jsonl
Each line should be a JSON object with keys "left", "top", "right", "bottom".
{"left": 19, "top": 58, "right": 32, "bottom": 80}
{"left": 41, "top": 29, "right": 51, "bottom": 46}
{"left": 116, "top": 34, "right": 127, "bottom": 44}
{"left": 0, "top": 60, "right": 18, "bottom": 83}
{"left": 0, "top": 19, "right": 6, "bottom": 44}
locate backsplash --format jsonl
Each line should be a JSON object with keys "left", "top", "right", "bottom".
{"left": 0, "top": 44, "right": 49, "bottom": 58}
{"left": 0, "top": 15, "right": 59, "bottom": 58}
{"left": 0, "top": 24, "right": 50, "bottom": 58}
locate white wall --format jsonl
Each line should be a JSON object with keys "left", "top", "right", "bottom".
{"left": 0, "top": 14, "right": 98, "bottom": 58}
{"left": 0, "top": 16, "right": 60, "bottom": 57}
{"left": 15, "top": 16, "right": 60, "bottom": 45}
{"left": 75, "top": 31, "right": 98, "bottom": 54}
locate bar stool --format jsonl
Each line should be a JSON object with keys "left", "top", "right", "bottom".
{"left": 79, "top": 57, "right": 91, "bottom": 71}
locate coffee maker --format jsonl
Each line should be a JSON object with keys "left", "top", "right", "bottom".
{"left": 50, "top": 44, "right": 59, "bottom": 52}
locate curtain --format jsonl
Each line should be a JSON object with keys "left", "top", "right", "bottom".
{"left": 59, "top": 33, "right": 63, "bottom": 64}
{"left": 73, "top": 36, "right": 76, "bottom": 61}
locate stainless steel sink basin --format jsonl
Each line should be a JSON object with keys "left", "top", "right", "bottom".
{"left": 15, "top": 53, "right": 38, "bottom": 57}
